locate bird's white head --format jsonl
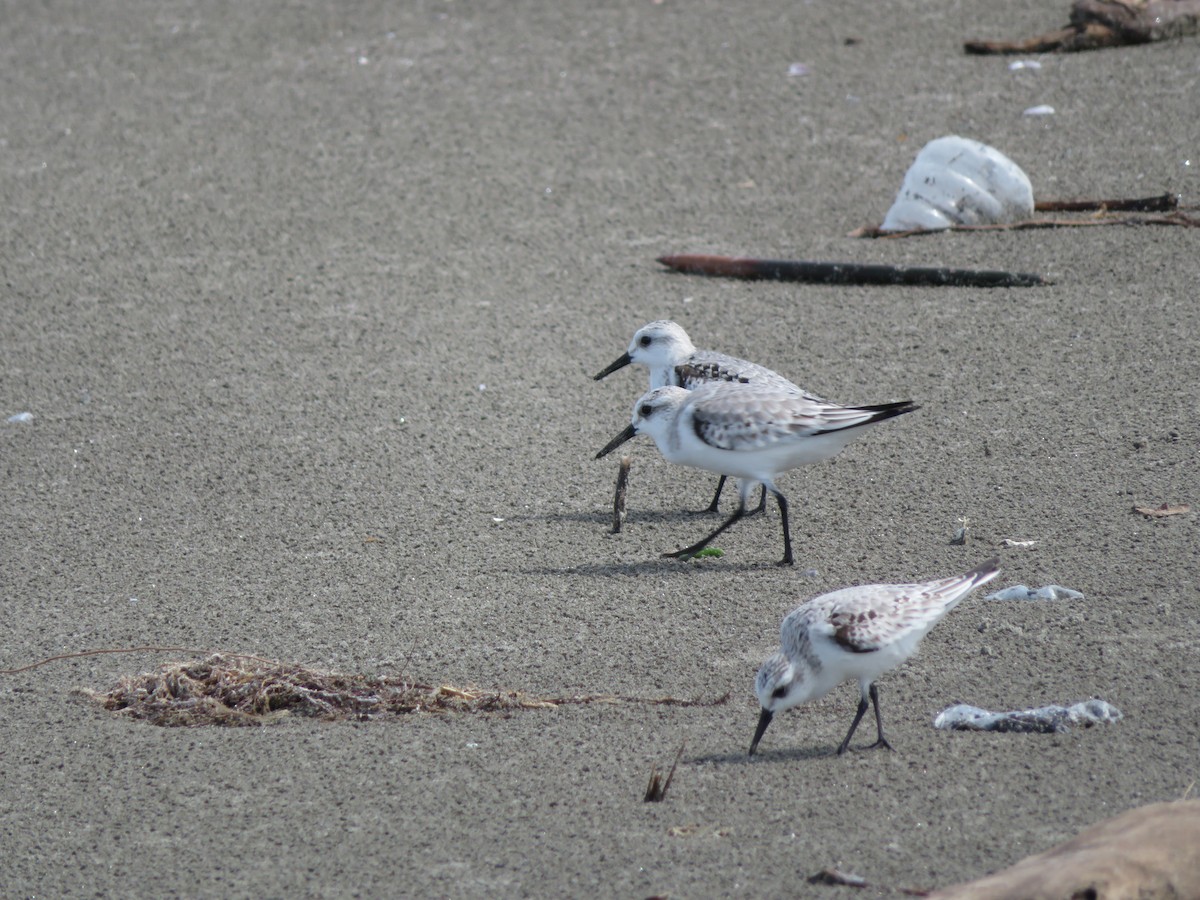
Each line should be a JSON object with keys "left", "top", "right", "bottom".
{"left": 626, "top": 321, "right": 696, "bottom": 384}
{"left": 749, "top": 651, "right": 810, "bottom": 755}
{"left": 754, "top": 651, "right": 805, "bottom": 714}
{"left": 595, "top": 386, "right": 690, "bottom": 460}
{"left": 629, "top": 385, "right": 689, "bottom": 445}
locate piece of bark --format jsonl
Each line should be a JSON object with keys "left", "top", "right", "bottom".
{"left": 657, "top": 255, "right": 1047, "bottom": 288}
{"left": 927, "top": 800, "right": 1200, "bottom": 899}
{"left": 965, "top": 0, "right": 1200, "bottom": 53}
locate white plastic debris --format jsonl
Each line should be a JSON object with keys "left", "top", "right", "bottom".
{"left": 6, "top": 412, "right": 34, "bottom": 424}
{"left": 1024, "top": 104, "right": 1055, "bottom": 117}
{"left": 1002, "top": 538, "right": 1038, "bottom": 548}
{"left": 985, "top": 584, "right": 1084, "bottom": 601}
{"left": 1008, "top": 60, "right": 1042, "bottom": 71}
{"left": 934, "top": 700, "right": 1122, "bottom": 733}
{"left": 880, "top": 136, "right": 1034, "bottom": 232}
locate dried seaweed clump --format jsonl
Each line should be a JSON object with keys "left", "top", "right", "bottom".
{"left": 84, "top": 654, "right": 566, "bottom": 727}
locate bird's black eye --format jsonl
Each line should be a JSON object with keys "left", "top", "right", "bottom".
{"left": 639, "top": 335, "right": 652, "bottom": 347}
{"left": 771, "top": 686, "right": 787, "bottom": 699}
{"left": 639, "top": 404, "right": 653, "bottom": 417}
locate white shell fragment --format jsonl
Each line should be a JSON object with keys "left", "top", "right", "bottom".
{"left": 6, "top": 412, "right": 34, "bottom": 424}
{"left": 934, "top": 700, "right": 1122, "bottom": 733}
{"left": 880, "top": 136, "right": 1035, "bottom": 232}
{"left": 985, "top": 584, "right": 1084, "bottom": 601}
{"left": 1023, "top": 104, "right": 1056, "bottom": 117}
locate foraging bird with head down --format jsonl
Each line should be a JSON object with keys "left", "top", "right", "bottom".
{"left": 749, "top": 558, "right": 1002, "bottom": 756}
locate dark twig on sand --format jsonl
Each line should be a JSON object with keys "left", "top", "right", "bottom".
{"left": 612, "top": 456, "right": 631, "bottom": 534}
{"left": 851, "top": 208, "right": 1200, "bottom": 239}
{"left": 657, "top": 254, "right": 1046, "bottom": 288}
{"left": 644, "top": 741, "right": 686, "bottom": 803}
{"left": 1035, "top": 192, "right": 1178, "bottom": 213}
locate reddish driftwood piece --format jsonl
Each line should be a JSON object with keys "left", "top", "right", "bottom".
{"left": 656, "top": 254, "right": 1046, "bottom": 288}
{"left": 928, "top": 800, "right": 1200, "bottom": 899}
{"left": 965, "top": 0, "right": 1200, "bottom": 53}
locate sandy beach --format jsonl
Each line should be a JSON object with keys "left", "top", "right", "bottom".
{"left": 2, "top": 1, "right": 1198, "bottom": 896}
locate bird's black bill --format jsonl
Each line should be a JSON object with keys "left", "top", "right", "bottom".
{"left": 596, "top": 423, "right": 637, "bottom": 459}
{"left": 593, "top": 352, "right": 632, "bottom": 381}
{"left": 748, "top": 708, "right": 774, "bottom": 756}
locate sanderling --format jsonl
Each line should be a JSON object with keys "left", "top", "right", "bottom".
{"left": 748, "top": 557, "right": 1001, "bottom": 756}
{"left": 594, "top": 320, "right": 805, "bottom": 512}
{"left": 593, "top": 320, "right": 802, "bottom": 392}
{"left": 595, "top": 383, "right": 917, "bottom": 565}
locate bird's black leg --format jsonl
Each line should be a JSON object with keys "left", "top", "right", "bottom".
{"left": 701, "top": 476, "right": 728, "bottom": 513}
{"left": 864, "top": 683, "right": 894, "bottom": 752}
{"left": 768, "top": 488, "right": 794, "bottom": 566}
{"left": 836, "top": 693, "right": 871, "bottom": 755}
{"left": 703, "top": 480, "right": 768, "bottom": 516}
{"left": 837, "top": 684, "right": 894, "bottom": 754}
{"left": 665, "top": 502, "right": 747, "bottom": 560}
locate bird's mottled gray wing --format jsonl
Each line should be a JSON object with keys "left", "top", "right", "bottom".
{"left": 822, "top": 566, "right": 997, "bottom": 652}
{"left": 687, "top": 383, "right": 876, "bottom": 451}
{"left": 675, "top": 351, "right": 802, "bottom": 392}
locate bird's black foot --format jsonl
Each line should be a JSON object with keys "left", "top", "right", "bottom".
{"left": 838, "top": 737, "right": 893, "bottom": 755}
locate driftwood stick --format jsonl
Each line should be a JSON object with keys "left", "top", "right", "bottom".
{"left": 854, "top": 211, "right": 1200, "bottom": 238}
{"left": 965, "top": 0, "right": 1200, "bottom": 53}
{"left": 611, "top": 456, "right": 631, "bottom": 534}
{"left": 1034, "top": 192, "right": 1178, "bottom": 212}
{"left": 657, "top": 254, "right": 1047, "bottom": 288}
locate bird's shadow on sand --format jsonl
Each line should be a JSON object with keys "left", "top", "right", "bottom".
{"left": 505, "top": 508, "right": 734, "bottom": 526}
{"left": 522, "top": 557, "right": 792, "bottom": 578}
{"left": 687, "top": 744, "right": 837, "bottom": 766}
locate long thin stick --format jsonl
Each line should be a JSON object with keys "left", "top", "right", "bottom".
{"left": 0, "top": 646, "right": 278, "bottom": 675}
{"left": 658, "top": 254, "right": 1047, "bottom": 288}
{"left": 1034, "top": 192, "right": 1178, "bottom": 213}
{"left": 612, "top": 456, "right": 631, "bottom": 533}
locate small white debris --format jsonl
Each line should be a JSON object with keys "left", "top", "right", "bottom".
{"left": 934, "top": 700, "right": 1121, "bottom": 733}
{"left": 477, "top": 384, "right": 487, "bottom": 392}
{"left": 787, "top": 62, "right": 810, "bottom": 77}
{"left": 491, "top": 517, "right": 505, "bottom": 524}
{"left": 985, "top": 584, "right": 1084, "bottom": 602}
{"left": 1001, "top": 538, "right": 1038, "bottom": 548}
{"left": 1008, "top": 60, "right": 1042, "bottom": 71}
{"left": 1023, "top": 104, "right": 1055, "bottom": 116}
{"left": 6, "top": 412, "right": 33, "bottom": 424}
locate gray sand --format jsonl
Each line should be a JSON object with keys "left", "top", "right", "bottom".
{"left": 2, "top": 1, "right": 1197, "bottom": 897}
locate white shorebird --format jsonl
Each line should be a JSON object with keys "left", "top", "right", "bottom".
{"left": 593, "top": 320, "right": 802, "bottom": 392}
{"left": 595, "top": 382, "right": 917, "bottom": 565}
{"left": 748, "top": 558, "right": 1001, "bottom": 756}
{"left": 594, "top": 320, "right": 804, "bottom": 512}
